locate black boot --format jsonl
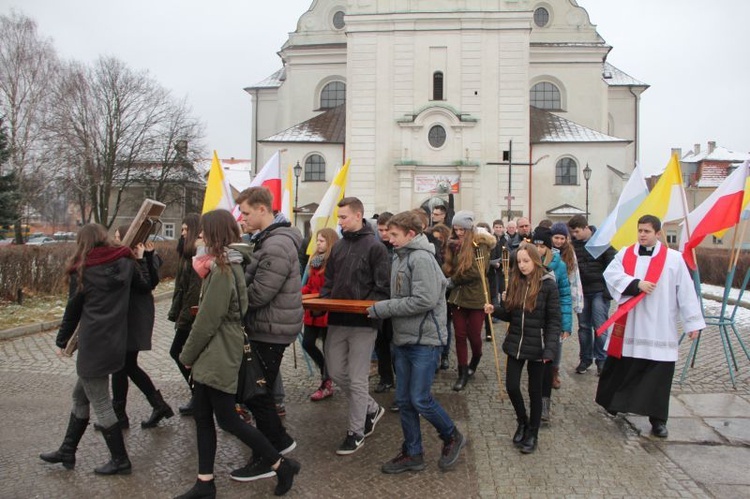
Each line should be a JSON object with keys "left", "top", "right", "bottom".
{"left": 141, "top": 390, "right": 175, "bottom": 428}
{"left": 274, "top": 457, "right": 301, "bottom": 496}
{"left": 541, "top": 397, "right": 551, "bottom": 424}
{"left": 452, "top": 366, "right": 469, "bottom": 391}
{"left": 174, "top": 478, "right": 216, "bottom": 499}
{"left": 467, "top": 356, "right": 482, "bottom": 377}
{"left": 520, "top": 426, "right": 538, "bottom": 454}
{"left": 512, "top": 416, "right": 528, "bottom": 447}
{"left": 178, "top": 395, "right": 195, "bottom": 416}
{"left": 40, "top": 413, "right": 89, "bottom": 469}
{"left": 94, "top": 424, "right": 132, "bottom": 475}
{"left": 94, "top": 400, "right": 129, "bottom": 432}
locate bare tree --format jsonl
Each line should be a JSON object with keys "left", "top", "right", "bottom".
{"left": 0, "top": 11, "right": 58, "bottom": 242}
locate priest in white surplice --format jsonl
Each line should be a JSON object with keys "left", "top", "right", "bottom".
{"left": 595, "top": 215, "right": 705, "bottom": 438}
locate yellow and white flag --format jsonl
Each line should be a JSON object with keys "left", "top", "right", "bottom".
{"left": 306, "top": 159, "right": 350, "bottom": 255}
{"left": 281, "top": 165, "right": 293, "bottom": 221}
{"left": 201, "top": 151, "right": 235, "bottom": 214}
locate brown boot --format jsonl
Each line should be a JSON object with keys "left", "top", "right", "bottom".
{"left": 552, "top": 367, "right": 561, "bottom": 389}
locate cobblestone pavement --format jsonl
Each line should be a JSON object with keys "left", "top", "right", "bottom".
{"left": 1, "top": 297, "right": 748, "bottom": 498}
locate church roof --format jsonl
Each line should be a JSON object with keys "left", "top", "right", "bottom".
{"left": 546, "top": 204, "right": 586, "bottom": 216}
{"left": 602, "top": 62, "right": 648, "bottom": 87}
{"left": 530, "top": 107, "right": 630, "bottom": 144}
{"left": 260, "top": 104, "right": 345, "bottom": 144}
{"left": 246, "top": 67, "right": 286, "bottom": 90}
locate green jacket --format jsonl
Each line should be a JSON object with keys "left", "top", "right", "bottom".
{"left": 446, "top": 230, "right": 496, "bottom": 309}
{"left": 180, "top": 247, "right": 250, "bottom": 394}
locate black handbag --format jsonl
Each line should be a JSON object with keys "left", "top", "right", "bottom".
{"left": 236, "top": 332, "right": 269, "bottom": 403}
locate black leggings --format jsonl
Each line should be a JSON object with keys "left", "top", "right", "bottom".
{"left": 542, "top": 361, "right": 554, "bottom": 398}
{"left": 193, "top": 381, "right": 280, "bottom": 475}
{"left": 111, "top": 351, "right": 156, "bottom": 403}
{"left": 505, "top": 356, "right": 545, "bottom": 430}
{"left": 301, "top": 325, "right": 328, "bottom": 380}
{"left": 170, "top": 327, "right": 193, "bottom": 389}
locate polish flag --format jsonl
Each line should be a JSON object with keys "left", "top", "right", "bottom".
{"left": 250, "top": 151, "right": 282, "bottom": 212}
{"left": 680, "top": 160, "right": 750, "bottom": 269}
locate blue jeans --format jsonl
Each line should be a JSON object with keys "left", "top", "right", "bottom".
{"left": 394, "top": 344, "right": 455, "bottom": 456}
{"left": 577, "top": 292, "right": 610, "bottom": 364}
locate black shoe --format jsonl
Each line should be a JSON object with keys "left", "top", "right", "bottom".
{"left": 596, "top": 360, "right": 605, "bottom": 377}
{"left": 389, "top": 400, "right": 400, "bottom": 412}
{"left": 575, "top": 361, "right": 591, "bottom": 374}
{"left": 336, "top": 431, "right": 364, "bottom": 456}
{"left": 274, "top": 457, "right": 301, "bottom": 496}
{"left": 142, "top": 390, "right": 175, "bottom": 428}
{"left": 178, "top": 396, "right": 195, "bottom": 416}
{"left": 485, "top": 334, "right": 493, "bottom": 342}
{"left": 513, "top": 418, "right": 528, "bottom": 446}
{"left": 374, "top": 382, "right": 394, "bottom": 393}
{"left": 541, "top": 397, "right": 551, "bottom": 423}
{"left": 230, "top": 456, "right": 275, "bottom": 482}
{"left": 651, "top": 422, "right": 669, "bottom": 438}
{"left": 174, "top": 478, "right": 216, "bottom": 499}
{"left": 40, "top": 413, "right": 88, "bottom": 470}
{"left": 453, "top": 367, "right": 469, "bottom": 391}
{"left": 440, "top": 355, "right": 450, "bottom": 370}
{"left": 381, "top": 451, "right": 426, "bottom": 474}
{"left": 467, "top": 356, "right": 482, "bottom": 377}
{"left": 364, "top": 405, "right": 385, "bottom": 437}
{"left": 438, "top": 428, "right": 466, "bottom": 470}
{"left": 94, "top": 424, "right": 132, "bottom": 475}
{"left": 277, "top": 433, "right": 297, "bottom": 455}
{"left": 520, "top": 427, "right": 538, "bottom": 454}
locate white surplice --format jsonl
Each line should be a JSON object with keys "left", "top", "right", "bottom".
{"left": 603, "top": 242, "right": 706, "bottom": 362}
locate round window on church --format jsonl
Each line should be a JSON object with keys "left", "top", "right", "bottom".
{"left": 332, "top": 11, "right": 345, "bottom": 30}
{"left": 428, "top": 125, "right": 447, "bottom": 149}
{"left": 534, "top": 7, "right": 550, "bottom": 28}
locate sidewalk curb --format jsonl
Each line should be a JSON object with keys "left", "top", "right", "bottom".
{"left": 0, "top": 290, "right": 174, "bottom": 342}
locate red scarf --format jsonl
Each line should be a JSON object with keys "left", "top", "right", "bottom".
{"left": 69, "top": 245, "right": 133, "bottom": 273}
{"left": 596, "top": 243, "right": 668, "bottom": 358}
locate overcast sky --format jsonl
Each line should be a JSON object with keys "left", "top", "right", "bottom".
{"left": 3, "top": 0, "right": 748, "bottom": 174}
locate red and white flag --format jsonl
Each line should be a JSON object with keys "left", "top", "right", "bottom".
{"left": 680, "top": 160, "right": 750, "bottom": 269}
{"left": 250, "top": 151, "right": 282, "bottom": 212}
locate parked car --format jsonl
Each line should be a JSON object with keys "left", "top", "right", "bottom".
{"left": 147, "top": 234, "right": 174, "bottom": 242}
{"left": 26, "top": 236, "right": 56, "bottom": 245}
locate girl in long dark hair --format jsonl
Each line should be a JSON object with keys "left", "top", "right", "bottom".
{"left": 175, "top": 210, "right": 300, "bottom": 499}
{"left": 41, "top": 223, "right": 149, "bottom": 475}
{"left": 168, "top": 213, "right": 202, "bottom": 414}
{"left": 486, "top": 243, "right": 561, "bottom": 454}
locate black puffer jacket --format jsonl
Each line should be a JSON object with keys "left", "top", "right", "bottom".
{"left": 572, "top": 236, "right": 616, "bottom": 297}
{"left": 494, "top": 272, "right": 561, "bottom": 361}
{"left": 126, "top": 251, "right": 161, "bottom": 352}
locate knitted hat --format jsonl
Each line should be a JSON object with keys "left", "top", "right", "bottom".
{"left": 550, "top": 222, "right": 569, "bottom": 238}
{"left": 451, "top": 210, "right": 475, "bottom": 230}
{"left": 532, "top": 226, "right": 552, "bottom": 249}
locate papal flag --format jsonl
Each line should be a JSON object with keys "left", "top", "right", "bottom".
{"left": 202, "top": 151, "right": 235, "bottom": 214}
{"left": 306, "top": 159, "right": 350, "bottom": 255}
{"left": 250, "top": 151, "right": 283, "bottom": 212}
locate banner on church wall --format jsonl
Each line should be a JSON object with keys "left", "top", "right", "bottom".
{"left": 414, "top": 174, "right": 460, "bottom": 194}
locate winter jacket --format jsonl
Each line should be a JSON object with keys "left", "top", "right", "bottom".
{"left": 180, "top": 247, "right": 250, "bottom": 394}
{"left": 126, "top": 251, "right": 161, "bottom": 351}
{"left": 168, "top": 252, "right": 202, "bottom": 331}
{"left": 545, "top": 251, "right": 573, "bottom": 333}
{"left": 369, "top": 233, "right": 448, "bottom": 347}
{"left": 243, "top": 223, "right": 304, "bottom": 345}
{"left": 56, "top": 246, "right": 150, "bottom": 378}
{"left": 493, "top": 272, "right": 561, "bottom": 361}
{"left": 445, "top": 230, "right": 496, "bottom": 309}
{"left": 301, "top": 264, "right": 327, "bottom": 327}
{"left": 572, "top": 234, "right": 616, "bottom": 297}
{"left": 321, "top": 221, "right": 391, "bottom": 329}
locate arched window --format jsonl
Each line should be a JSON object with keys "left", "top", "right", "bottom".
{"left": 320, "top": 81, "right": 346, "bottom": 109}
{"left": 534, "top": 7, "right": 550, "bottom": 27}
{"left": 304, "top": 154, "right": 326, "bottom": 182}
{"left": 332, "top": 11, "right": 345, "bottom": 30}
{"left": 428, "top": 125, "right": 447, "bottom": 149}
{"left": 555, "top": 157, "right": 577, "bottom": 185}
{"left": 530, "top": 82, "right": 561, "bottom": 110}
{"left": 433, "top": 71, "right": 444, "bottom": 101}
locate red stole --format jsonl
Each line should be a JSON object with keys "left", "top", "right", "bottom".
{"left": 596, "top": 243, "right": 668, "bottom": 358}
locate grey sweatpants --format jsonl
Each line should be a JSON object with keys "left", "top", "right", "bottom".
{"left": 324, "top": 325, "right": 379, "bottom": 437}
{"left": 71, "top": 376, "right": 118, "bottom": 428}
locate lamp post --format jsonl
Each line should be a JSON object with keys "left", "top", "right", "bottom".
{"left": 293, "top": 161, "right": 302, "bottom": 224}
{"left": 583, "top": 163, "right": 592, "bottom": 219}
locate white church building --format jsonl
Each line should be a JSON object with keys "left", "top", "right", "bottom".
{"left": 246, "top": 0, "right": 647, "bottom": 228}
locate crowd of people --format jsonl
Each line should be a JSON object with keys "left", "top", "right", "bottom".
{"left": 40, "top": 186, "right": 704, "bottom": 498}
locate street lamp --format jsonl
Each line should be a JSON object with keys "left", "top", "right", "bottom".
{"left": 583, "top": 163, "right": 592, "bottom": 219}
{"left": 293, "top": 160, "right": 302, "bottom": 224}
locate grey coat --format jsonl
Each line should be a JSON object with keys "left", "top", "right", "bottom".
{"left": 369, "top": 234, "right": 447, "bottom": 347}
{"left": 242, "top": 224, "right": 304, "bottom": 345}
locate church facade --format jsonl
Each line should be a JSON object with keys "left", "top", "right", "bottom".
{"left": 246, "top": 0, "right": 647, "bottom": 227}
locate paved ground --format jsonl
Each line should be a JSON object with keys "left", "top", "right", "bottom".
{"left": 1, "top": 296, "right": 748, "bottom": 498}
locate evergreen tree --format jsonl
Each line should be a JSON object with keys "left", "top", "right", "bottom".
{"left": 0, "top": 118, "right": 20, "bottom": 229}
